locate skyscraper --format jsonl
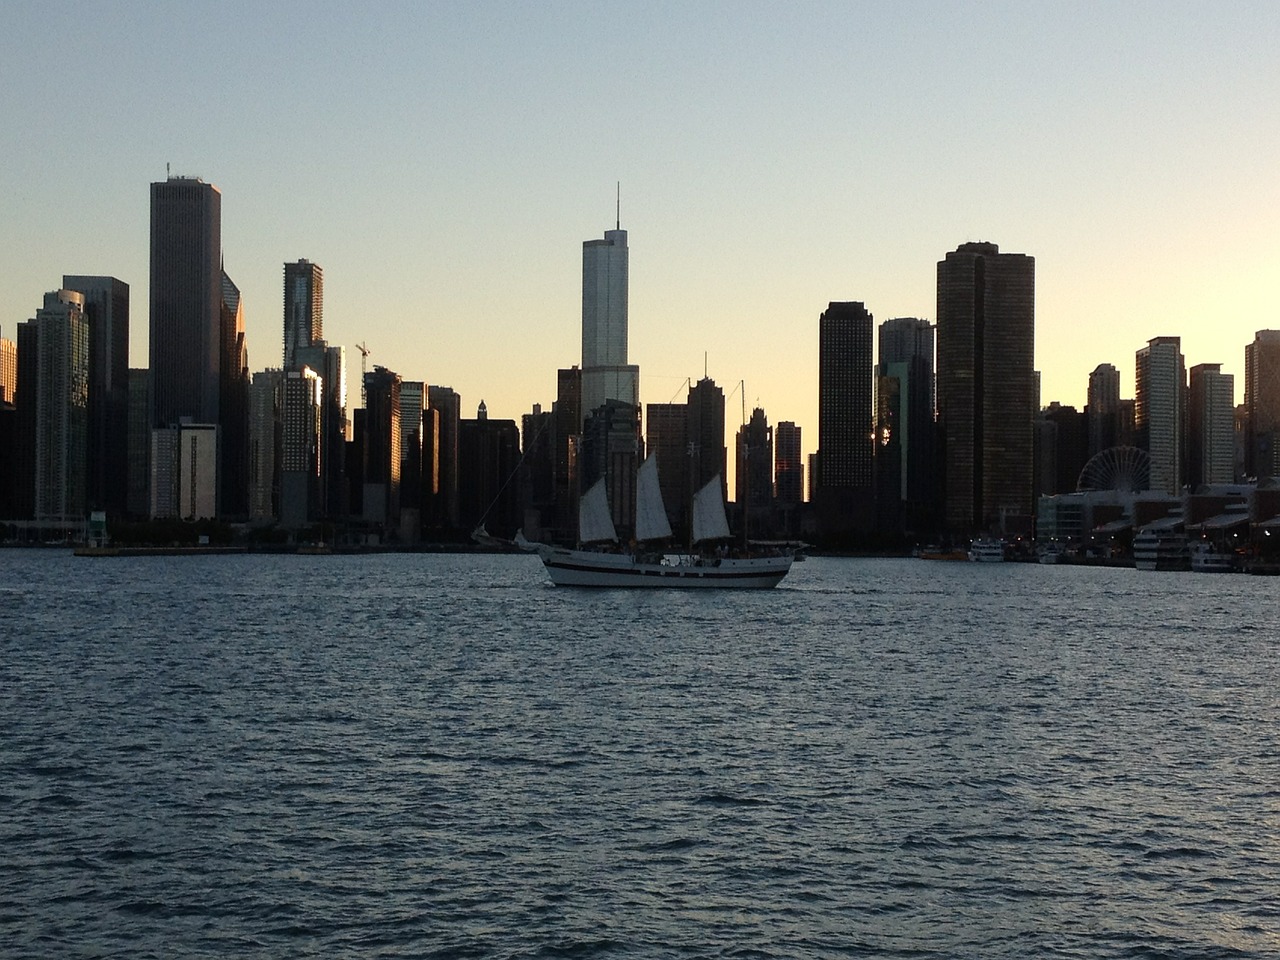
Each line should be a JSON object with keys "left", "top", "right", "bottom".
{"left": 362, "top": 366, "right": 402, "bottom": 528}
{"left": 774, "top": 421, "right": 803, "bottom": 505}
{"left": 816, "top": 301, "right": 874, "bottom": 536}
{"left": 280, "top": 367, "right": 322, "bottom": 527}
{"left": 736, "top": 406, "right": 773, "bottom": 534}
{"left": 580, "top": 224, "right": 638, "bottom": 419}
{"left": 0, "top": 333, "right": 15, "bottom": 405}
{"left": 427, "top": 385, "right": 461, "bottom": 532}
{"left": 1086, "top": 362, "right": 1121, "bottom": 456}
{"left": 284, "top": 259, "right": 323, "bottom": 370}
{"left": 62, "top": 275, "right": 129, "bottom": 516}
{"left": 126, "top": 368, "right": 149, "bottom": 517}
{"left": 553, "top": 367, "right": 582, "bottom": 542}
{"left": 296, "top": 341, "right": 349, "bottom": 519}
{"left": 26, "top": 290, "right": 90, "bottom": 523}
{"left": 1188, "top": 363, "right": 1235, "bottom": 488}
{"left": 247, "top": 369, "right": 281, "bottom": 520}
{"left": 459, "top": 400, "right": 521, "bottom": 538}
{"left": 1135, "top": 336, "right": 1185, "bottom": 495}
{"left": 645, "top": 401, "right": 688, "bottom": 537}
{"left": 936, "top": 242, "right": 1035, "bottom": 534}
{"left": 219, "top": 270, "right": 250, "bottom": 518}
{"left": 687, "top": 376, "right": 726, "bottom": 505}
{"left": 1244, "top": 330, "right": 1280, "bottom": 480}
{"left": 876, "top": 316, "right": 936, "bottom": 533}
{"left": 150, "top": 176, "right": 221, "bottom": 429}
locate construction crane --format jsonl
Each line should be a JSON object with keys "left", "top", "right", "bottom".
{"left": 356, "top": 341, "right": 370, "bottom": 406}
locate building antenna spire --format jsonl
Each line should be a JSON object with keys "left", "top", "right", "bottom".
{"left": 616, "top": 181, "right": 620, "bottom": 230}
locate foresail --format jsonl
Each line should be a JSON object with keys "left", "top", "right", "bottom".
{"left": 691, "top": 474, "right": 731, "bottom": 544}
{"left": 634, "top": 455, "right": 673, "bottom": 542}
{"left": 578, "top": 478, "right": 619, "bottom": 544}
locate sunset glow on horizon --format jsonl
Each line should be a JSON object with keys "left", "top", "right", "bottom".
{"left": 3, "top": 1, "right": 1276, "bottom": 469}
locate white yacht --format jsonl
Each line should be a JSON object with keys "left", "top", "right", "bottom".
{"left": 1190, "top": 541, "right": 1235, "bottom": 573}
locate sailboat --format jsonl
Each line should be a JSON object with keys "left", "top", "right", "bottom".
{"left": 520, "top": 456, "right": 793, "bottom": 588}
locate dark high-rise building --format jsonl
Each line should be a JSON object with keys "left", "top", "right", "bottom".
{"left": 219, "top": 270, "right": 250, "bottom": 518}
{"left": 247, "top": 369, "right": 281, "bottom": 521}
{"left": 399, "top": 381, "right": 425, "bottom": 530}
{"left": 26, "top": 290, "right": 90, "bottom": 524}
{"left": 876, "top": 316, "right": 936, "bottom": 535}
{"left": 427, "top": 385, "right": 461, "bottom": 533}
{"left": 459, "top": 401, "right": 521, "bottom": 538}
{"left": 280, "top": 367, "right": 322, "bottom": 527}
{"left": 283, "top": 259, "right": 323, "bottom": 370}
{"left": 687, "top": 376, "right": 726, "bottom": 504}
{"left": 296, "top": 342, "right": 349, "bottom": 519}
{"left": 1245, "top": 330, "right": 1280, "bottom": 480}
{"left": 12, "top": 323, "right": 40, "bottom": 519}
{"left": 1188, "top": 363, "right": 1235, "bottom": 488}
{"left": 936, "top": 242, "right": 1035, "bottom": 535}
{"left": 1086, "top": 362, "right": 1122, "bottom": 457}
{"left": 1036, "top": 403, "right": 1089, "bottom": 497}
{"left": 362, "top": 366, "right": 401, "bottom": 529}
{"left": 126, "top": 368, "right": 150, "bottom": 517}
{"left": 774, "top": 420, "right": 803, "bottom": 539}
{"left": 774, "top": 421, "right": 803, "bottom": 505}
{"left": 735, "top": 406, "right": 773, "bottom": 535}
{"left": 581, "top": 399, "right": 638, "bottom": 538}
{"left": 62, "top": 275, "right": 129, "bottom": 516}
{"left": 645, "top": 401, "right": 688, "bottom": 538}
{"left": 553, "top": 367, "right": 582, "bottom": 543}
{"left": 521, "top": 403, "right": 555, "bottom": 539}
{"left": 817, "top": 301, "right": 874, "bottom": 537}
{"left": 150, "top": 176, "right": 221, "bottom": 430}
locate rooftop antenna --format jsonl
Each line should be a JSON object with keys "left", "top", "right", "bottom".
{"left": 166, "top": 162, "right": 170, "bottom": 178}
{"left": 704, "top": 351, "right": 708, "bottom": 380}
{"left": 616, "top": 181, "right": 620, "bottom": 230}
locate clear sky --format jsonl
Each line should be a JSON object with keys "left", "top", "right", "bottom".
{"left": 2, "top": 1, "right": 1277, "bottom": 469}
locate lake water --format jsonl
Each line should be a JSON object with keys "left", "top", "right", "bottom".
{"left": 2, "top": 552, "right": 1277, "bottom": 958}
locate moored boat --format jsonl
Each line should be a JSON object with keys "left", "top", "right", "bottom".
{"left": 967, "top": 538, "right": 1005, "bottom": 562}
{"left": 1189, "top": 541, "right": 1235, "bottom": 573}
{"left": 1037, "top": 541, "right": 1065, "bottom": 564}
{"left": 1133, "top": 524, "right": 1190, "bottom": 571}
{"left": 917, "top": 545, "right": 968, "bottom": 561}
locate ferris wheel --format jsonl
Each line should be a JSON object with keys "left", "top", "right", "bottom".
{"left": 1076, "top": 446, "right": 1151, "bottom": 493}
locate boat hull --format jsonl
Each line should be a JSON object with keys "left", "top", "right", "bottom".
{"left": 534, "top": 545, "right": 792, "bottom": 589}
{"left": 1133, "top": 532, "right": 1190, "bottom": 571}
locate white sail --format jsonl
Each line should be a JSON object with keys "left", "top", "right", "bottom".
{"left": 634, "top": 455, "right": 673, "bottom": 542}
{"left": 578, "top": 478, "right": 618, "bottom": 545}
{"left": 691, "top": 474, "right": 731, "bottom": 544}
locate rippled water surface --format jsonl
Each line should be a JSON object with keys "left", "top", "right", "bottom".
{"left": 2, "top": 552, "right": 1278, "bottom": 958}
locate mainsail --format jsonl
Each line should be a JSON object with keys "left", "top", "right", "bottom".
{"left": 577, "top": 478, "right": 618, "bottom": 545}
{"left": 691, "top": 474, "right": 731, "bottom": 544}
{"left": 634, "top": 455, "right": 673, "bottom": 542}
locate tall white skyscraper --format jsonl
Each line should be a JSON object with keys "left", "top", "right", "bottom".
{"left": 581, "top": 223, "right": 638, "bottom": 419}
{"left": 1135, "top": 336, "right": 1185, "bottom": 495}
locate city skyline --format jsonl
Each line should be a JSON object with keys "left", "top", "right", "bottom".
{"left": 2, "top": 3, "right": 1277, "bottom": 463}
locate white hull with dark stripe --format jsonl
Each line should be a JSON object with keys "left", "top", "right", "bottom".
{"left": 533, "top": 544, "right": 792, "bottom": 589}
